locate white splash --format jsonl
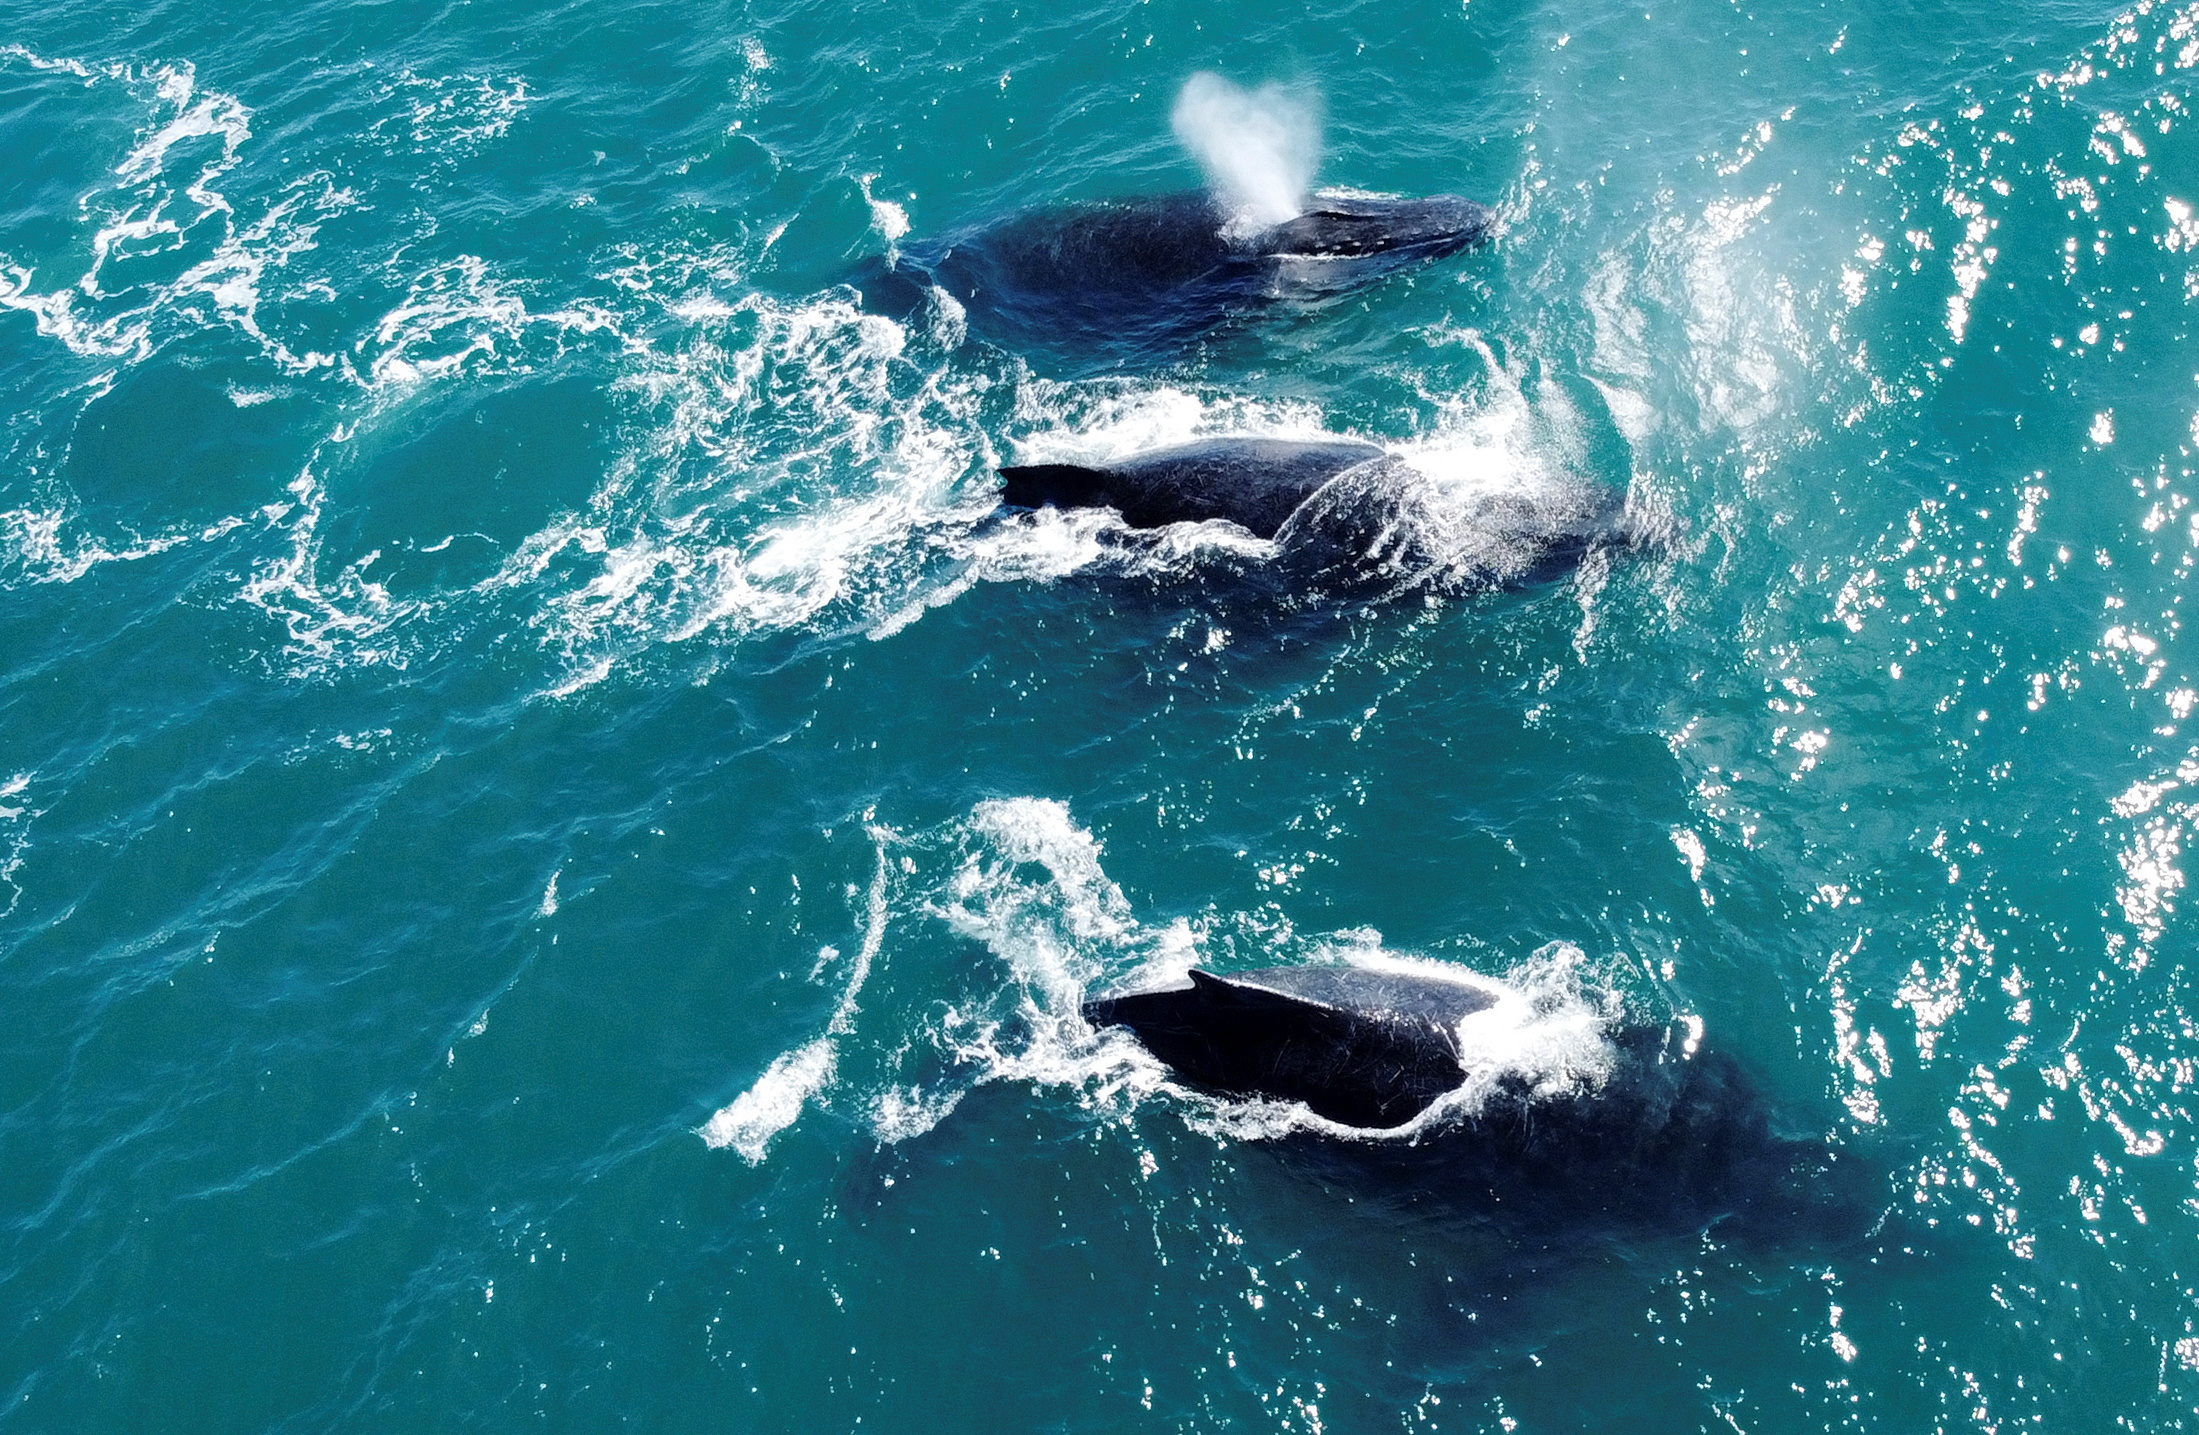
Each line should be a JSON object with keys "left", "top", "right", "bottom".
{"left": 698, "top": 839, "right": 893, "bottom": 1161}
{"left": 857, "top": 174, "right": 909, "bottom": 249}
{"left": 1179, "top": 942, "right": 1623, "bottom": 1144}
{"left": 962, "top": 797, "right": 1133, "bottom": 945}
{"left": 698, "top": 1038, "right": 836, "bottom": 1162}
{"left": 1437, "top": 944, "right": 1621, "bottom": 1111}
{"left": 1170, "top": 72, "right": 1321, "bottom": 235}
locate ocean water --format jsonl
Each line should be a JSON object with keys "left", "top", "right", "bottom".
{"left": 3, "top": 0, "right": 2198, "bottom": 1426}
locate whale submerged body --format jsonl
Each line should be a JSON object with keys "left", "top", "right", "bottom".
{"left": 1085, "top": 960, "right": 1875, "bottom": 1236}
{"left": 871, "top": 190, "right": 1492, "bottom": 365}
{"left": 999, "top": 435, "right": 1628, "bottom": 585}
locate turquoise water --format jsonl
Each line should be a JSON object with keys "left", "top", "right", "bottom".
{"left": 4, "top": 0, "right": 2199, "bottom": 1425}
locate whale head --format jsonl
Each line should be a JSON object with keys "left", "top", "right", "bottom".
{"left": 1250, "top": 191, "right": 1493, "bottom": 261}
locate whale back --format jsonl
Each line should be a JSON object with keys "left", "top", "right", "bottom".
{"left": 898, "top": 194, "right": 1248, "bottom": 362}
{"left": 920, "top": 193, "right": 1237, "bottom": 297}
{"left": 1278, "top": 456, "right": 1634, "bottom": 584}
{"left": 999, "top": 436, "right": 1389, "bottom": 538}
{"left": 885, "top": 190, "right": 1491, "bottom": 366}
{"left": 1082, "top": 963, "right": 1497, "bottom": 1128}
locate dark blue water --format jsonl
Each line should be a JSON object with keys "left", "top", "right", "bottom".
{"left": 4, "top": 0, "right": 2199, "bottom": 1427}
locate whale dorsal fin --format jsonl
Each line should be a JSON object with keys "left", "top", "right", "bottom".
{"left": 1185, "top": 967, "right": 1335, "bottom": 1016}
{"left": 1185, "top": 968, "right": 1295, "bottom": 1008}
{"left": 999, "top": 463, "right": 1116, "bottom": 513}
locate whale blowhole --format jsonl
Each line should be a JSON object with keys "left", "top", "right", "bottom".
{"left": 1169, "top": 72, "right": 1322, "bottom": 237}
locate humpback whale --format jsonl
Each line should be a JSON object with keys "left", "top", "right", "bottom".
{"left": 1085, "top": 960, "right": 1877, "bottom": 1236}
{"left": 866, "top": 190, "right": 1492, "bottom": 365}
{"left": 998, "top": 435, "right": 1630, "bottom": 585}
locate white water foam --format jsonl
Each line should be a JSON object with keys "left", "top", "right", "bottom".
{"left": 0, "top": 48, "right": 1609, "bottom": 681}
{"left": 368, "top": 70, "right": 533, "bottom": 157}
{"left": 0, "top": 48, "right": 353, "bottom": 373}
{"left": 357, "top": 254, "right": 617, "bottom": 389}
{"left": 1171, "top": 73, "right": 1322, "bottom": 235}
{"left": 140, "top": 247, "right": 994, "bottom": 678}
{"left": 699, "top": 841, "right": 891, "bottom": 1162}
{"left": 0, "top": 772, "right": 39, "bottom": 921}
{"left": 698, "top": 1038, "right": 837, "bottom": 1162}
{"left": 0, "top": 47, "right": 573, "bottom": 608}
{"left": 1, "top": 504, "right": 252, "bottom": 588}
